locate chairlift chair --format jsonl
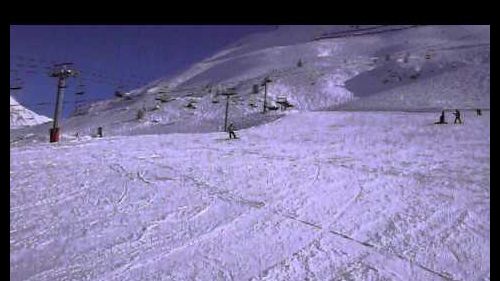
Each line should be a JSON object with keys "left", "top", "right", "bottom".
{"left": 261, "top": 77, "right": 272, "bottom": 86}
{"left": 114, "top": 84, "right": 126, "bottom": 97}
{"left": 425, "top": 50, "right": 434, "bottom": 60}
{"left": 277, "top": 95, "right": 287, "bottom": 103}
{"left": 74, "top": 80, "right": 86, "bottom": 96}
{"left": 10, "top": 77, "right": 23, "bottom": 91}
{"left": 252, "top": 84, "right": 260, "bottom": 94}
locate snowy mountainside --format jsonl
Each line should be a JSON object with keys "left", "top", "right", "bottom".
{"left": 10, "top": 96, "right": 51, "bottom": 129}
{"left": 11, "top": 25, "right": 489, "bottom": 142}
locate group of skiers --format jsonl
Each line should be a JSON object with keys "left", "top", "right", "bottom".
{"left": 435, "top": 109, "right": 482, "bottom": 125}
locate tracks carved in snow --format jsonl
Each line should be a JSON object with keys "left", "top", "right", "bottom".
{"left": 274, "top": 210, "right": 457, "bottom": 281}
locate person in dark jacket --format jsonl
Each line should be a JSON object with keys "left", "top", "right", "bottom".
{"left": 453, "top": 109, "right": 462, "bottom": 124}
{"left": 228, "top": 123, "right": 237, "bottom": 139}
{"left": 435, "top": 110, "right": 447, "bottom": 124}
{"left": 477, "top": 108, "right": 482, "bottom": 116}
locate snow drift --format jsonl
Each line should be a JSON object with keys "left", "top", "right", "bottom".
{"left": 10, "top": 96, "right": 51, "bottom": 129}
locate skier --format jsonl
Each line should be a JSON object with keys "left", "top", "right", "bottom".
{"left": 228, "top": 123, "right": 237, "bottom": 139}
{"left": 453, "top": 109, "right": 462, "bottom": 124}
{"left": 97, "top": 127, "right": 103, "bottom": 138}
{"left": 477, "top": 108, "right": 482, "bottom": 116}
{"left": 434, "top": 110, "right": 447, "bottom": 124}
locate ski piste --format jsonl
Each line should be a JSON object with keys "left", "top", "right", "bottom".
{"left": 10, "top": 25, "right": 489, "bottom": 281}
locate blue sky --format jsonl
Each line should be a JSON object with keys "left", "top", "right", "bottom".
{"left": 10, "top": 25, "right": 276, "bottom": 117}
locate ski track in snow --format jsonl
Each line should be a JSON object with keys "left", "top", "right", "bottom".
{"left": 10, "top": 111, "right": 489, "bottom": 281}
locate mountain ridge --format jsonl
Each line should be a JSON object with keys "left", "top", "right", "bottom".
{"left": 11, "top": 25, "right": 489, "bottom": 144}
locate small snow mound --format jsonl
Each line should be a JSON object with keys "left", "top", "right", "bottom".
{"left": 10, "top": 96, "right": 52, "bottom": 129}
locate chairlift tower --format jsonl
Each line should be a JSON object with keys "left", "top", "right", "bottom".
{"left": 262, "top": 77, "right": 272, "bottom": 113}
{"left": 49, "top": 63, "right": 78, "bottom": 142}
{"left": 221, "top": 89, "right": 237, "bottom": 132}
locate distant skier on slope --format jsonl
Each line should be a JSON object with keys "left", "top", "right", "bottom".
{"left": 453, "top": 109, "right": 462, "bottom": 124}
{"left": 228, "top": 123, "right": 238, "bottom": 139}
{"left": 477, "top": 108, "right": 482, "bottom": 116}
{"left": 434, "top": 110, "right": 447, "bottom": 124}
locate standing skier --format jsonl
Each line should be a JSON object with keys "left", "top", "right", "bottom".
{"left": 228, "top": 123, "right": 237, "bottom": 139}
{"left": 435, "top": 110, "right": 447, "bottom": 124}
{"left": 477, "top": 108, "right": 482, "bottom": 116}
{"left": 453, "top": 109, "right": 462, "bottom": 124}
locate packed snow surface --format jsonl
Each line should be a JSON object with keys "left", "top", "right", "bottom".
{"left": 10, "top": 111, "right": 490, "bottom": 280}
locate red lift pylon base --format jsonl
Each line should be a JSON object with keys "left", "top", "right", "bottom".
{"left": 50, "top": 127, "right": 60, "bottom": 143}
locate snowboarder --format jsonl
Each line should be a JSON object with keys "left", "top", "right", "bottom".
{"left": 228, "top": 123, "right": 237, "bottom": 139}
{"left": 477, "top": 108, "right": 482, "bottom": 116}
{"left": 434, "top": 110, "right": 447, "bottom": 124}
{"left": 453, "top": 109, "right": 462, "bottom": 124}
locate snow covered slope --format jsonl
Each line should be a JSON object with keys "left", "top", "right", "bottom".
{"left": 10, "top": 96, "right": 51, "bottom": 129}
{"left": 10, "top": 25, "right": 490, "bottom": 281}
{"left": 10, "top": 25, "right": 489, "bottom": 143}
{"left": 10, "top": 111, "right": 490, "bottom": 280}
